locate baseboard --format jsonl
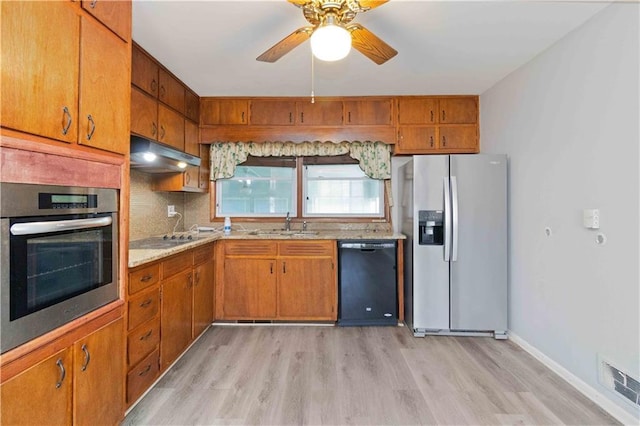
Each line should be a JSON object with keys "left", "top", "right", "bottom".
{"left": 509, "top": 332, "right": 639, "bottom": 425}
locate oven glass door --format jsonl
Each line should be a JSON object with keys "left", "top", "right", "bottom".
{"left": 9, "top": 213, "right": 114, "bottom": 321}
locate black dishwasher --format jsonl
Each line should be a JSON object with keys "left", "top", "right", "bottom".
{"left": 338, "top": 240, "right": 397, "bottom": 326}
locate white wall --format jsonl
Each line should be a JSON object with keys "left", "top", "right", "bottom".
{"left": 480, "top": 3, "right": 639, "bottom": 420}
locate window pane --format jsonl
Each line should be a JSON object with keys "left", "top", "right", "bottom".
{"left": 304, "top": 164, "right": 384, "bottom": 217}
{"left": 217, "top": 166, "right": 295, "bottom": 217}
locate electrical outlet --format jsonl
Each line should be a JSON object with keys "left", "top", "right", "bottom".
{"left": 167, "top": 205, "right": 176, "bottom": 218}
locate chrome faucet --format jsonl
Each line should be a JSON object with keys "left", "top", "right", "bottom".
{"left": 284, "top": 212, "right": 291, "bottom": 231}
{"left": 303, "top": 221, "right": 307, "bottom": 231}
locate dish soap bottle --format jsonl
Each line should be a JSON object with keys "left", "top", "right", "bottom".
{"left": 223, "top": 217, "right": 231, "bottom": 235}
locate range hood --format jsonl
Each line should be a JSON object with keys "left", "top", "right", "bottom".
{"left": 130, "top": 136, "right": 201, "bottom": 173}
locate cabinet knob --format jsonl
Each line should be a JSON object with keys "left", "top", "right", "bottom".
{"left": 89, "top": 0, "right": 98, "bottom": 8}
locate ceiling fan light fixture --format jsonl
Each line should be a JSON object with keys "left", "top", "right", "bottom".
{"left": 310, "top": 21, "right": 351, "bottom": 61}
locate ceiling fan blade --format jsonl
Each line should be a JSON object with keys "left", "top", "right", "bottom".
{"left": 256, "top": 27, "right": 313, "bottom": 63}
{"left": 348, "top": 24, "right": 397, "bottom": 65}
{"left": 356, "top": 0, "right": 389, "bottom": 11}
{"left": 287, "top": 0, "right": 309, "bottom": 6}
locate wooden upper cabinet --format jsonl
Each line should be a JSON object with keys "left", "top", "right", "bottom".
{"left": 250, "top": 100, "right": 296, "bottom": 125}
{"left": 1, "top": 1, "right": 79, "bottom": 143}
{"left": 184, "top": 120, "right": 199, "bottom": 156}
{"left": 398, "top": 98, "right": 438, "bottom": 124}
{"left": 199, "top": 144, "right": 210, "bottom": 191}
{"left": 201, "top": 99, "right": 248, "bottom": 125}
{"left": 157, "top": 104, "right": 184, "bottom": 150}
{"left": 185, "top": 90, "right": 199, "bottom": 123}
{"left": 73, "top": 318, "right": 125, "bottom": 426}
{"left": 439, "top": 97, "right": 478, "bottom": 124}
{"left": 131, "top": 87, "right": 158, "bottom": 140}
{"left": 344, "top": 99, "right": 392, "bottom": 125}
{"left": 132, "top": 44, "right": 159, "bottom": 98}
{"left": 1, "top": 348, "right": 73, "bottom": 425}
{"left": 159, "top": 69, "right": 185, "bottom": 114}
{"left": 78, "top": 16, "right": 129, "bottom": 154}
{"left": 81, "top": 0, "right": 131, "bottom": 41}
{"left": 296, "top": 100, "right": 343, "bottom": 125}
{"left": 397, "top": 126, "right": 438, "bottom": 154}
{"left": 439, "top": 126, "right": 478, "bottom": 152}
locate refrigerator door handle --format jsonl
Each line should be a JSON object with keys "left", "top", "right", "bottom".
{"left": 443, "top": 177, "right": 451, "bottom": 261}
{"left": 451, "top": 175, "right": 459, "bottom": 262}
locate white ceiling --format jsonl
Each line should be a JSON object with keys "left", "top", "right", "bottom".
{"left": 132, "top": 0, "right": 609, "bottom": 97}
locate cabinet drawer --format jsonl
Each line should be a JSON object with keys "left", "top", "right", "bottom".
{"left": 129, "top": 263, "right": 160, "bottom": 295}
{"left": 278, "top": 240, "right": 335, "bottom": 256}
{"left": 193, "top": 244, "right": 214, "bottom": 265}
{"left": 161, "top": 251, "right": 193, "bottom": 278}
{"left": 224, "top": 240, "right": 277, "bottom": 256}
{"left": 127, "top": 348, "right": 160, "bottom": 404}
{"left": 127, "top": 318, "right": 160, "bottom": 367}
{"left": 128, "top": 288, "right": 159, "bottom": 331}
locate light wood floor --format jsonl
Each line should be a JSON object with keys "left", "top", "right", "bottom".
{"left": 123, "top": 325, "right": 618, "bottom": 425}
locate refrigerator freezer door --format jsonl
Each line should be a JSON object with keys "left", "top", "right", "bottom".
{"left": 412, "top": 155, "right": 450, "bottom": 330}
{"left": 449, "top": 154, "right": 507, "bottom": 331}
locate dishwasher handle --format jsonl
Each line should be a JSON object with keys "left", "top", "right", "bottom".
{"left": 339, "top": 242, "right": 396, "bottom": 250}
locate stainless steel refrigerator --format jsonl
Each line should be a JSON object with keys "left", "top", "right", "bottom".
{"left": 399, "top": 154, "right": 507, "bottom": 338}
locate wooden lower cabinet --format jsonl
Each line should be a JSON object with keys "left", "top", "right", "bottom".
{"left": 193, "top": 257, "right": 215, "bottom": 338}
{"left": 160, "top": 269, "right": 193, "bottom": 370}
{"left": 218, "top": 240, "right": 337, "bottom": 321}
{"left": 1, "top": 317, "right": 125, "bottom": 426}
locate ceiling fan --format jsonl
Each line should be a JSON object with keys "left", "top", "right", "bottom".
{"left": 256, "top": 0, "right": 397, "bottom": 65}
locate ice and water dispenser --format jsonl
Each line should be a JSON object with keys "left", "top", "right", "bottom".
{"left": 418, "top": 210, "right": 444, "bottom": 245}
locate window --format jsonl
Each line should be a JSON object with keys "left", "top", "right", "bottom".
{"left": 303, "top": 164, "right": 384, "bottom": 217}
{"left": 215, "top": 156, "right": 385, "bottom": 219}
{"left": 216, "top": 164, "right": 296, "bottom": 217}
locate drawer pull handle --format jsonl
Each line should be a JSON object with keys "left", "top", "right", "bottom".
{"left": 151, "top": 122, "right": 157, "bottom": 136}
{"left": 442, "top": 110, "right": 446, "bottom": 121}
{"left": 430, "top": 136, "right": 434, "bottom": 148}
{"left": 282, "top": 261, "right": 286, "bottom": 274}
{"left": 241, "top": 111, "right": 245, "bottom": 123}
{"left": 90, "top": 0, "right": 98, "bottom": 8}
{"left": 140, "top": 299, "right": 153, "bottom": 308}
{"left": 442, "top": 136, "right": 447, "bottom": 147}
{"left": 138, "top": 364, "right": 152, "bottom": 376}
{"left": 430, "top": 110, "right": 434, "bottom": 122}
{"left": 140, "top": 274, "right": 153, "bottom": 282}
{"left": 151, "top": 79, "right": 157, "bottom": 93}
{"left": 86, "top": 114, "right": 96, "bottom": 140}
{"left": 159, "top": 125, "right": 166, "bottom": 140}
{"left": 62, "top": 106, "right": 72, "bottom": 135}
{"left": 160, "top": 85, "right": 166, "bottom": 98}
{"left": 55, "top": 358, "right": 66, "bottom": 388}
{"left": 140, "top": 330, "right": 153, "bottom": 341}
{"left": 81, "top": 344, "right": 91, "bottom": 371}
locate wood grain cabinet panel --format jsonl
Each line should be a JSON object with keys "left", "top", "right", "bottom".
{"left": 201, "top": 99, "right": 248, "bottom": 125}
{"left": 439, "top": 98, "right": 478, "bottom": 124}
{"left": 81, "top": 0, "right": 131, "bottom": 41}
{"left": 439, "top": 126, "right": 478, "bottom": 151}
{"left": 296, "top": 100, "right": 343, "bottom": 125}
{"left": 223, "top": 258, "right": 277, "bottom": 319}
{"left": 131, "top": 87, "right": 158, "bottom": 140}
{"left": 160, "top": 270, "right": 193, "bottom": 370}
{"left": 0, "top": 348, "right": 72, "bottom": 425}
{"left": 250, "top": 100, "right": 296, "bottom": 125}
{"left": 157, "top": 104, "right": 185, "bottom": 151}
{"left": 128, "top": 287, "right": 160, "bottom": 331}
{"left": 185, "top": 90, "right": 200, "bottom": 122}
{"left": 78, "top": 16, "right": 129, "bottom": 154}
{"left": 73, "top": 318, "right": 124, "bottom": 426}
{"left": 184, "top": 119, "right": 199, "bottom": 156}
{"left": 397, "top": 126, "right": 438, "bottom": 154}
{"left": 131, "top": 44, "right": 159, "bottom": 97}
{"left": 344, "top": 99, "right": 392, "bottom": 125}
{"left": 398, "top": 98, "right": 438, "bottom": 124}
{"left": 127, "top": 318, "right": 160, "bottom": 367}
{"left": 199, "top": 144, "right": 211, "bottom": 191}
{"left": 129, "top": 263, "right": 160, "bottom": 295}
{"left": 193, "top": 259, "right": 215, "bottom": 338}
{"left": 278, "top": 257, "right": 336, "bottom": 320}
{"left": 159, "top": 69, "right": 185, "bottom": 114}
{"left": 1, "top": 1, "right": 79, "bottom": 144}
{"left": 127, "top": 349, "right": 159, "bottom": 405}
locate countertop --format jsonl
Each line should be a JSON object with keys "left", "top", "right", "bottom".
{"left": 128, "top": 230, "right": 405, "bottom": 268}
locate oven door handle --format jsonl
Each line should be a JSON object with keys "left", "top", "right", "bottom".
{"left": 10, "top": 216, "right": 113, "bottom": 236}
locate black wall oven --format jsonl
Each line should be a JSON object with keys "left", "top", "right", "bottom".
{"left": 1, "top": 183, "right": 119, "bottom": 353}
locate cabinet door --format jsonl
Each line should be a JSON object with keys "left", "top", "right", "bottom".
{"left": 1, "top": 348, "right": 72, "bottom": 425}
{"left": 159, "top": 69, "right": 185, "bottom": 114}
{"left": 1, "top": 1, "right": 79, "bottom": 143}
{"left": 439, "top": 98, "right": 478, "bottom": 124}
{"left": 184, "top": 119, "right": 199, "bottom": 156}
{"left": 296, "top": 100, "right": 343, "bottom": 125}
{"left": 201, "top": 99, "right": 248, "bottom": 125}
{"left": 439, "top": 126, "right": 478, "bottom": 152}
{"left": 250, "top": 100, "right": 296, "bottom": 125}
{"left": 161, "top": 270, "right": 193, "bottom": 370}
{"left": 78, "top": 16, "right": 130, "bottom": 154}
{"left": 158, "top": 104, "right": 185, "bottom": 151}
{"left": 132, "top": 45, "right": 159, "bottom": 97}
{"left": 81, "top": 0, "right": 131, "bottom": 42}
{"left": 193, "top": 259, "right": 215, "bottom": 338}
{"left": 74, "top": 318, "right": 125, "bottom": 426}
{"left": 199, "top": 144, "right": 210, "bottom": 191}
{"left": 344, "top": 100, "right": 392, "bottom": 125}
{"left": 185, "top": 91, "right": 200, "bottom": 122}
{"left": 398, "top": 98, "right": 438, "bottom": 124}
{"left": 397, "top": 126, "right": 438, "bottom": 154}
{"left": 183, "top": 166, "right": 200, "bottom": 189}
{"left": 222, "top": 258, "right": 276, "bottom": 319}
{"left": 278, "top": 258, "right": 336, "bottom": 320}
{"left": 131, "top": 87, "right": 158, "bottom": 140}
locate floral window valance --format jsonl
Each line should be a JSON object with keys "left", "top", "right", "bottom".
{"left": 209, "top": 141, "right": 391, "bottom": 180}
